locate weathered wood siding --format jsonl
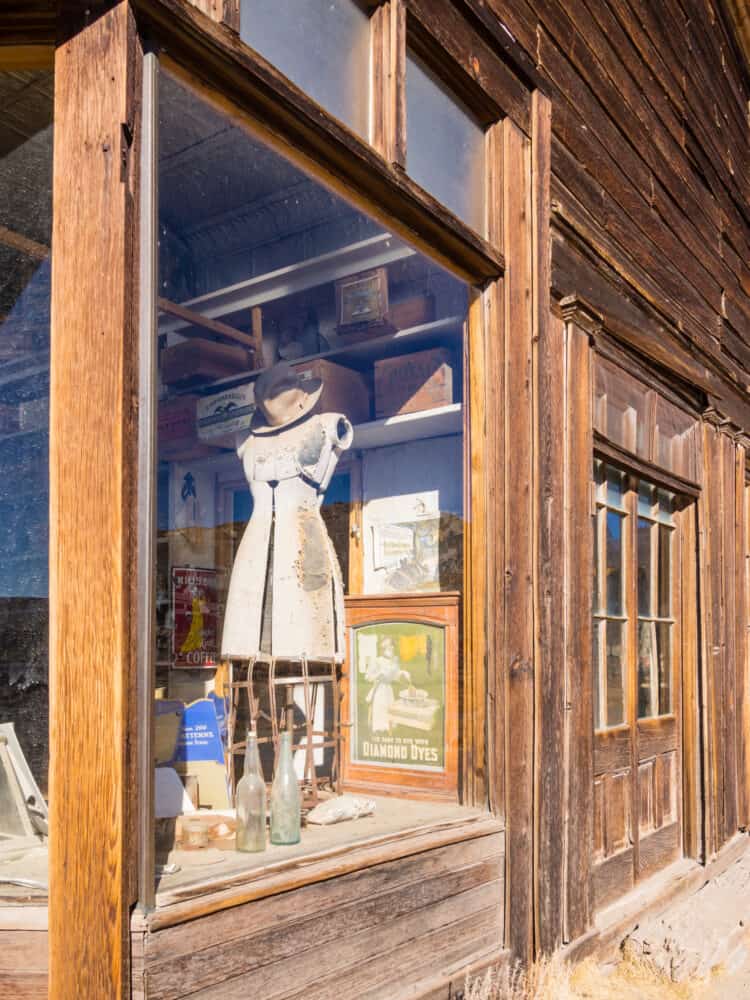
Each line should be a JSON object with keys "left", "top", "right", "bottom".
{"left": 461, "top": 0, "right": 749, "bottom": 428}
{"left": 0, "top": 909, "right": 48, "bottom": 1000}
{"left": 135, "top": 833, "right": 505, "bottom": 1000}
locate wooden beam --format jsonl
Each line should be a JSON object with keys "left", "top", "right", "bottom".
{"left": 502, "top": 116, "right": 534, "bottom": 964}
{"left": 370, "top": 0, "right": 406, "bottom": 167}
{"left": 157, "top": 296, "right": 258, "bottom": 351}
{"left": 0, "top": 224, "right": 48, "bottom": 261}
{"left": 562, "top": 318, "right": 594, "bottom": 942}
{"left": 531, "top": 90, "right": 565, "bottom": 956}
{"left": 49, "top": 4, "right": 140, "bottom": 997}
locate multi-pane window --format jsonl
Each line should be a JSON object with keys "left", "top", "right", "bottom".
{"left": 593, "top": 461, "right": 676, "bottom": 730}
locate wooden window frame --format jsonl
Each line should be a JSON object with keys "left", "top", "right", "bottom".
{"left": 133, "top": 1, "right": 514, "bottom": 916}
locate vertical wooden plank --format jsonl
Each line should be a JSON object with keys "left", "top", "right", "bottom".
{"left": 502, "top": 117, "right": 534, "bottom": 963}
{"left": 698, "top": 420, "right": 723, "bottom": 857}
{"left": 562, "top": 314, "right": 594, "bottom": 943}
{"left": 738, "top": 448, "right": 750, "bottom": 829}
{"left": 49, "top": 4, "right": 140, "bottom": 997}
{"left": 680, "top": 503, "right": 702, "bottom": 860}
{"left": 722, "top": 433, "right": 738, "bottom": 840}
{"left": 463, "top": 288, "right": 488, "bottom": 809}
{"left": 370, "top": 0, "right": 406, "bottom": 167}
{"left": 531, "top": 91, "right": 564, "bottom": 956}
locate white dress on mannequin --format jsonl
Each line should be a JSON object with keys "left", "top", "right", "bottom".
{"left": 221, "top": 411, "right": 353, "bottom": 662}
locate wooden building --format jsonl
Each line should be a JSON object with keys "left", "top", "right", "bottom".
{"left": 0, "top": 0, "right": 749, "bottom": 997}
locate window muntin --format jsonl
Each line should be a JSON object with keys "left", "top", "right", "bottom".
{"left": 405, "top": 49, "right": 486, "bottom": 233}
{"left": 0, "top": 68, "right": 52, "bottom": 885}
{"left": 151, "top": 70, "right": 474, "bottom": 896}
{"left": 239, "top": 0, "right": 371, "bottom": 139}
{"left": 593, "top": 462, "right": 676, "bottom": 730}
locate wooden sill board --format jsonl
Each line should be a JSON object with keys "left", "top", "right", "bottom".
{"left": 137, "top": 801, "right": 500, "bottom": 931}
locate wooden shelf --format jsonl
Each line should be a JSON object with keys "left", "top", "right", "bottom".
{"left": 158, "top": 234, "right": 415, "bottom": 336}
{"left": 352, "top": 403, "right": 462, "bottom": 450}
{"left": 201, "top": 314, "right": 464, "bottom": 395}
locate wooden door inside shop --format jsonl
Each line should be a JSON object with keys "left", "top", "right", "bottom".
{"left": 592, "top": 461, "right": 689, "bottom": 910}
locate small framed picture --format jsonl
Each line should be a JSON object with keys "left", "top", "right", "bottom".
{"left": 341, "top": 592, "right": 459, "bottom": 799}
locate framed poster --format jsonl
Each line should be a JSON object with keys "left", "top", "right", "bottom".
{"left": 171, "top": 566, "right": 221, "bottom": 668}
{"left": 341, "top": 592, "right": 459, "bottom": 799}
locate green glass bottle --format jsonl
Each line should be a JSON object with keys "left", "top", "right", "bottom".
{"left": 270, "top": 730, "right": 301, "bottom": 845}
{"left": 235, "top": 731, "right": 266, "bottom": 853}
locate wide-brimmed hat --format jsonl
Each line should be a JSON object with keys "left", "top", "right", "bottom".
{"left": 251, "top": 361, "right": 323, "bottom": 434}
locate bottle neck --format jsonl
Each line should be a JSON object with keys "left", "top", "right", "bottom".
{"left": 244, "top": 733, "right": 261, "bottom": 775}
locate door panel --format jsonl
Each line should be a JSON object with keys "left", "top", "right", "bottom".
{"left": 592, "top": 463, "right": 688, "bottom": 910}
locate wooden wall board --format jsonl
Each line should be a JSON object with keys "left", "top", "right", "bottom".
{"left": 48, "top": 3, "right": 141, "bottom": 997}
{"left": 501, "top": 116, "right": 534, "bottom": 964}
{"left": 738, "top": 453, "right": 750, "bottom": 829}
{"left": 137, "top": 832, "right": 504, "bottom": 1000}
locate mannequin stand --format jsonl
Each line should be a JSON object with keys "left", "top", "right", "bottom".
{"left": 226, "top": 655, "right": 343, "bottom": 806}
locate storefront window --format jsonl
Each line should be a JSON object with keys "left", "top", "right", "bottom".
{"left": 152, "top": 71, "right": 472, "bottom": 898}
{"left": 240, "top": 0, "right": 372, "bottom": 139}
{"left": 0, "top": 68, "right": 52, "bottom": 890}
{"left": 405, "top": 49, "right": 486, "bottom": 233}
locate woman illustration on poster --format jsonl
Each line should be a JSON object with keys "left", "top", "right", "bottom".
{"left": 365, "top": 635, "right": 411, "bottom": 733}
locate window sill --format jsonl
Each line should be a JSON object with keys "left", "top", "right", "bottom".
{"left": 135, "top": 799, "right": 501, "bottom": 933}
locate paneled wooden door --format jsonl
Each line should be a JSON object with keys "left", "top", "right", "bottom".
{"left": 592, "top": 462, "right": 685, "bottom": 910}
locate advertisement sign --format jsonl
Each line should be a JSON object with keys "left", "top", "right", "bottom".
{"left": 171, "top": 567, "right": 220, "bottom": 668}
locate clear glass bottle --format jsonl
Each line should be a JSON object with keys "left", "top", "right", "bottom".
{"left": 235, "top": 731, "right": 267, "bottom": 853}
{"left": 270, "top": 730, "right": 301, "bottom": 845}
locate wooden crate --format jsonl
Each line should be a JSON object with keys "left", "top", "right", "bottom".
{"left": 293, "top": 358, "right": 371, "bottom": 424}
{"left": 161, "top": 337, "right": 251, "bottom": 387}
{"left": 374, "top": 347, "right": 454, "bottom": 419}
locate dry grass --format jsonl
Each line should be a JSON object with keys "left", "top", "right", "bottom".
{"left": 464, "top": 952, "right": 715, "bottom": 1000}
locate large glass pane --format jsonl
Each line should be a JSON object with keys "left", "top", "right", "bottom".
{"left": 637, "top": 517, "right": 652, "bottom": 617}
{"left": 605, "top": 620, "right": 626, "bottom": 727}
{"left": 658, "top": 524, "right": 671, "bottom": 618}
{"left": 605, "top": 466, "right": 626, "bottom": 508}
{"left": 240, "top": 0, "right": 371, "bottom": 138}
{"left": 153, "top": 71, "right": 471, "bottom": 893}
{"left": 656, "top": 622, "right": 672, "bottom": 714}
{"left": 637, "top": 620, "right": 657, "bottom": 718}
{"left": 406, "top": 50, "right": 485, "bottom": 232}
{"left": 0, "top": 69, "right": 52, "bottom": 888}
{"left": 606, "top": 510, "right": 624, "bottom": 615}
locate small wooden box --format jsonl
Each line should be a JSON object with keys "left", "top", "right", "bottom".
{"left": 293, "top": 358, "right": 371, "bottom": 424}
{"left": 161, "top": 337, "right": 251, "bottom": 387}
{"left": 374, "top": 347, "right": 454, "bottom": 419}
{"left": 159, "top": 395, "right": 216, "bottom": 460}
{"left": 335, "top": 268, "right": 395, "bottom": 345}
{"left": 387, "top": 293, "right": 435, "bottom": 331}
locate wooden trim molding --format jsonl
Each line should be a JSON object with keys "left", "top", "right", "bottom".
{"left": 593, "top": 433, "right": 701, "bottom": 499}
{"left": 49, "top": 3, "right": 141, "bottom": 995}
{"left": 133, "top": 0, "right": 504, "bottom": 284}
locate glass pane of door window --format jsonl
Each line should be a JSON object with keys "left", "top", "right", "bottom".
{"left": 637, "top": 517, "right": 652, "bottom": 616}
{"left": 657, "top": 525, "right": 671, "bottom": 618}
{"left": 405, "top": 50, "right": 486, "bottom": 233}
{"left": 240, "top": 0, "right": 371, "bottom": 139}
{"left": 152, "top": 71, "right": 472, "bottom": 892}
{"left": 637, "top": 620, "right": 657, "bottom": 718}
{"left": 656, "top": 621, "right": 672, "bottom": 714}
{"left": 606, "top": 511, "right": 624, "bottom": 615}
{"left": 0, "top": 68, "right": 53, "bottom": 884}
{"left": 605, "top": 620, "right": 626, "bottom": 727}
{"left": 592, "top": 622, "right": 601, "bottom": 728}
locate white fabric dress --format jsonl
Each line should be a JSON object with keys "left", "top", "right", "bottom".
{"left": 221, "top": 411, "right": 353, "bottom": 662}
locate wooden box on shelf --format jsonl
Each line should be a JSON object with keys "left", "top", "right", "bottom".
{"left": 159, "top": 395, "right": 217, "bottom": 460}
{"left": 374, "top": 346, "right": 454, "bottom": 419}
{"left": 340, "top": 592, "right": 459, "bottom": 800}
{"left": 387, "top": 293, "right": 435, "bottom": 331}
{"left": 292, "top": 358, "right": 371, "bottom": 424}
{"left": 161, "top": 337, "right": 252, "bottom": 387}
{"left": 335, "top": 267, "right": 394, "bottom": 345}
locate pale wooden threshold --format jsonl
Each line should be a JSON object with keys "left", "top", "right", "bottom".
{"left": 0, "top": 904, "right": 48, "bottom": 932}
{"left": 134, "top": 810, "right": 502, "bottom": 933}
{"left": 565, "top": 831, "right": 750, "bottom": 963}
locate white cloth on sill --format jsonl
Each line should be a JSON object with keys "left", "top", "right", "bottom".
{"left": 221, "top": 411, "right": 352, "bottom": 662}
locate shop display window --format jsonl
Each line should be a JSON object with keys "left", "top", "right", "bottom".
{"left": 0, "top": 69, "right": 52, "bottom": 895}
{"left": 151, "top": 70, "right": 476, "bottom": 900}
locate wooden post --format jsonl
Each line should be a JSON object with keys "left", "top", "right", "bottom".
{"left": 49, "top": 4, "right": 141, "bottom": 997}
{"left": 530, "top": 91, "right": 566, "bottom": 956}
{"left": 560, "top": 302, "right": 595, "bottom": 943}
{"left": 737, "top": 445, "right": 750, "bottom": 829}
{"left": 502, "top": 116, "right": 534, "bottom": 963}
